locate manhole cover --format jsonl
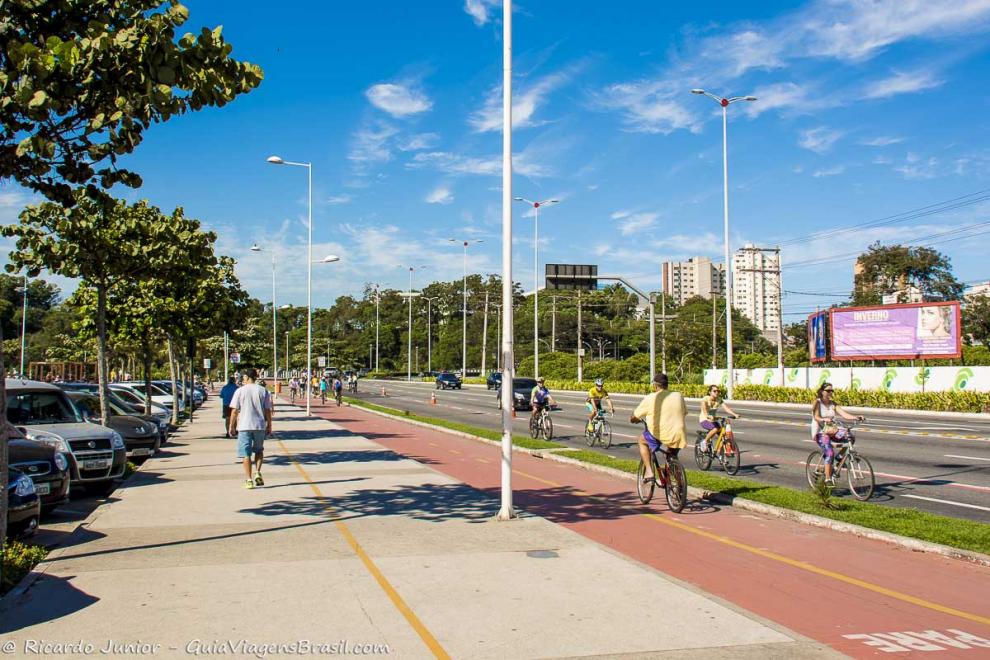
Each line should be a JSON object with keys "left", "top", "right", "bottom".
{"left": 526, "top": 549, "right": 559, "bottom": 559}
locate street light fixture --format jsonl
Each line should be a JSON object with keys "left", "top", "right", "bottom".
{"left": 266, "top": 154, "right": 315, "bottom": 413}
{"left": 690, "top": 89, "right": 756, "bottom": 400}
{"left": 448, "top": 238, "right": 483, "bottom": 378}
{"left": 514, "top": 197, "right": 559, "bottom": 379}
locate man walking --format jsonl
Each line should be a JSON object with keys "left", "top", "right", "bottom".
{"left": 630, "top": 373, "right": 687, "bottom": 482}
{"left": 227, "top": 368, "right": 273, "bottom": 489}
{"left": 220, "top": 376, "right": 238, "bottom": 439}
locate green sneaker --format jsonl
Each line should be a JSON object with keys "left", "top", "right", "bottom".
{"left": 243, "top": 479, "right": 255, "bottom": 489}
{"left": 254, "top": 473, "right": 264, "bottom": 487}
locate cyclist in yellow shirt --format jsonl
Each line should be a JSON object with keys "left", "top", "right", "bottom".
{"left": 586, "top": 378, "right": 614, "bottom": 432}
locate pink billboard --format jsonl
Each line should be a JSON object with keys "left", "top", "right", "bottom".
{"left": 829, "top": 301, "right": 961, "bottom": 361}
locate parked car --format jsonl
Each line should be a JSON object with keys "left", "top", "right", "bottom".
{"left": 486, "top": 371, "right": 502, "bottom": 390}
{"left": 9, "top": 426, "right": 70, "bottom": 515}
{"left": 111, "top": 382, "right": 174, "bottom": 408}
{"left": 495, "top": 378, "right": 538, "bottom": 410}
{"left": 7, "top": 378, "right": 127, "bottom": 496}
{"left": 67, "top": 392, "right": 162, "bottom": 459}
{"left": 435, "top": 372, "right": 462, "bottom": 390}
{"left": 6, "top": 468, "right": 41, "bottom": 538}
{"left": 151, "top": 380, "right": 201, "bottom": 407}
{"left": 104, "top": 385, "right": 172, "bottom": 420}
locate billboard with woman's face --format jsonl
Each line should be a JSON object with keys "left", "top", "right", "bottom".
{"left": 829, "top": 301, "right": 961, "bottom": 361}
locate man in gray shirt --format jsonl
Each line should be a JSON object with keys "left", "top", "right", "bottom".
{"left": 227, "top": 368, "right": 273, "bottom": 489}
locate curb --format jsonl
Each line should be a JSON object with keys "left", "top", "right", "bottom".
{"left": 345, "top": 400, "right": 990, "bottom": 568}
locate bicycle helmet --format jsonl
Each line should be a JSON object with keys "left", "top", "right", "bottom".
{"left": 536, "top": 377, "right": 544, "bottom": 383}
{"left": 594, "top": 378, "right": 604, "bottom": 388}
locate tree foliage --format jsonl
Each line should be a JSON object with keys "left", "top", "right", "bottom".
{"left": 0, "top": 0, "right": 263, "bottom": 204}
{"left": 852, "top": 242, "right": 963, "bottom": 306}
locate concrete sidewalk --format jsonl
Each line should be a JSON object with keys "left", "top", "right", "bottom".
{"left": 0, "top": 398, "right": 830, "bottom": 659}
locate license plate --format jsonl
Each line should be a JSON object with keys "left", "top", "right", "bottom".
{"left": 83, "top": 459, "right": 110, "bottom": 470}
{"left": 35, "top": 483, "right": 50, "bottom": 495}
{"left": 131, "top": 448, "right": 152, "bottom": 456}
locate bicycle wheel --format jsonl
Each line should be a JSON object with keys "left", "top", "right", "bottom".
{"left": 601, "top": 420, "right": 612, "bottom": 449}
{"left": 664, "top": 458, "right": 688, "bottom": 513}
{"left": 718, "top": 436, "right": 740, "bottom": 476}
{"left": 846, "top": 453, "right": 875, "bottom": 501}
{"left": 585, "top": 423, "right": 596, "bottom": 447}
{"left": 529, "top": 415, "right": 540, "bottom": 439}
{"left": 542, "top": 414, "right": 554, "bottom": 440}
{"left": 694, "top": 431, "right": 712, "bottom": 471}
{"left": 636, "top": 459, "right": 655, "bottom": 504}
{"left": 805, "top": 450, "right": 826, "bottom": 489}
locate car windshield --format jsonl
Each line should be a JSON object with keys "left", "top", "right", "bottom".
{"left": 6, "top": 390, "right": 81, "bottom": 425}
{"left": 514, "top": 379, "right": 538, "bottom": 390}
{"left": 111, "top": 387, "right": 141, "bottom": 404}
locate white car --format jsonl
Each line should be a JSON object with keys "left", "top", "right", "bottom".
{"left": 111, "top": 382, "right": 174, "bottom": 408}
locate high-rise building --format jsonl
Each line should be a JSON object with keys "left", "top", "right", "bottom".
{"left": 661, "top": 256, "right": 726, "bottom": 305}
{"left": 732, "top": 245, "right": 781, "bottom": 339}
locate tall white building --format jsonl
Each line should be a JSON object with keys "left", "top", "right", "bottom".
{"left": 662, "top": 256, "right": 726, "bottom": 305}
{"left": 732, "top": 245, "right": 781, "bottom": 340}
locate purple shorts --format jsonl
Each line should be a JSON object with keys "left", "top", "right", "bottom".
{"left": 700, "top": 420, "right": 719, "bottom": 431}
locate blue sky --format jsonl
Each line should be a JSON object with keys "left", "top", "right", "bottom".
{"left": 2, "top": 0, "right": 990, "bottom": 324}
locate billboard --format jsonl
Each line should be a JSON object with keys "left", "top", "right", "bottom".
{"left": 545, "top": 264, "right": 598, "bottom": 291}
{"left": 829, "top": 301, "right": 961, "bottom": 361}
{"left": 808, "top": 311, "right": 828, "bottom": 363}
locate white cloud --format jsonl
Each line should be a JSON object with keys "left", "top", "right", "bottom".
{"left": 615, "top": 211, "right": 659, "bottom": 236}
{"left": 812, "top": 165, "right": 845, "bottom": 178}
{"left": 464, "top": 0, "right": 499, "bottom": 26}
{"left": 894, "top": 152, "right": 939, "bottom": 179}
{"left": 742, "top": 82, "right": 810, "bottom": 118}
{"left": 425, "top": 186, "right": 454, "bottom": 205}
{"left": 348, "top": 121, "right": 398, "bottom": 166}
{"left": 409, "top": 151, "right": 550, "bottom": 178}
{"left": 469, "top": 69, "right": 574, "bottom": 133}
{"left": 860, "top": 136, "right": 905, "bottom": 147}
{"left": 798, "top": 127, "right": 842, "bottom": 153}
{"left": 398, "top": 133, "right": 439, "bottom": 151}
{"left": 862, "top": 70, "right": 943, "bottom": 99}
{"left": 599, "top": 81, "right": 702, "bottom": 134}
{"left": 326, "top": 194, "right": 351, "bottom": 205}
{"left": 365, "top": 83, "right": 432, "bottom": 118}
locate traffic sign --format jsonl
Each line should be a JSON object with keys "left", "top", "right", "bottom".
{"left": 318, "top": 356, "right": 327, "bottom": 367}
{"left": 546, "top": 264, "right": 598, "bottom": 291}
{"left": 230, "top": 353, "right": 241, "bottom": 364}
{"left": 203, "top": 358, "right": 212, "bottom": 369}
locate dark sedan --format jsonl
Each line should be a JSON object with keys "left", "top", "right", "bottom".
{"left": 495, "top": 378, "right": 538, "bottom": 410}
{"left": 435, "top": 373, "right": 462, "bottom": 390}
{"left": 6, "top": 468, "right": 41, "bottom": 538}
{"left": 68, "top": 392, "right": 161, "bottom": 460}
{"left": 486, "top": 372, "right": 502, "bottom": 390}
{"left": 9, "top": 428, "right": 70, "bottom": 516}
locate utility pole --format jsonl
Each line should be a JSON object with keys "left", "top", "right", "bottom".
{"left": 735, "top": 245, "right": 784, "bottom": 386}
{"left": 495, "top": 304, "right": 502, "bottom": 370}
{"left": 712, "top": 296, "right": 717, "bottom": 370}
{"left": 661, "top": 292, "right": 667, "bottom": 374}
{"left": 551, "top": 295, "right": 557, "bottom": 353}
{"left": 223, "top": 332, "right": 229, "bottom": 382}
{"left": 481, "top": 290, "right": 490, "bottom": 376}
{"left": 577, "top": 290, "right": 583, "bottom": 382}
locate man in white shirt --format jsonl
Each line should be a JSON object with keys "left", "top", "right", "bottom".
{"left": 227, "top": 368, "right": 273, "bottom": 489}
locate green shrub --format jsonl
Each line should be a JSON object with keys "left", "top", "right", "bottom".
{"left": 734, "top": 384, "right": 990, "bottom": 413}
{"left": 1, "top": 540, "right": 48, "bottom": 594}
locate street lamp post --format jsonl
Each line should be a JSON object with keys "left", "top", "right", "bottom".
{"left": 399, "top": 266, "right": 425, "bottom": 382}
{"left": 498, "top": 0, "right": 515, "bottom": 521}
{"left": 250, "top": 245, "right": 278, "bottom": 384}
{"left": 423, "top": 296, "right": 437, "bottom": 373}
{"left": 448, "top": 239, "right": 482, "bottom": 378}
{"left": 691, "top": 89, "right": 756, "bottom": 399}
{"left": 514, "top": 198, "right": 558, "bottom": 379}
{"left": 18, "top": 275, "right": 28, "bottom": 376}
{"left": 372, "top": 284, "right": 381, "bottom": 372}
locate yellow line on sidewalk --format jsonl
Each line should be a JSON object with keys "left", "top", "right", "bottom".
{"left": 509, "top": 467, "right": 990, "bottom": 628}
{"left": 276, "top": 440, "right": 451, "bottom": 659}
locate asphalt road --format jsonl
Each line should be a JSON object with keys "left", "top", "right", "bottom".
{"left": 350, "top": 379, "right": 990, "bottom": 523}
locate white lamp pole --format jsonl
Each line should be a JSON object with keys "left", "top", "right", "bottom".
{"left": 19, "top": 274, "right": 28, "bottom": 376}
{"left": 514, "top": 197, "right": 558, "bottom": 378}
{"left": 423, "top": 296, "right": 437, "bottom": 373}
{"left": 690, "top": 90, "right": 756, "bottom": 400}
{"left": 448, "top": 238, "right": 482, "bottom": 378}
{"left": 498, "top": 0, "right": 515, "bottom": 521}
{"left": 372, "top": 284, "right": 381, "bottom": 372}
{"left": 250, "top": 245, "right": 278, "bottom": 385}
{"left": 398, "top": 266, "right": 425, "bottom": 382}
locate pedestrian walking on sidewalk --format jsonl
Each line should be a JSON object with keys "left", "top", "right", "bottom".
{"left": 220, "top": 376, "right": 238, "bottom": 438}
{"left": 228, "top": 368, "right": 273, "bottom": 489}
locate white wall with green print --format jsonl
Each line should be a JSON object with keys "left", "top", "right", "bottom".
{"left": 704, "top": 366, "right": 987, "bottom": 393}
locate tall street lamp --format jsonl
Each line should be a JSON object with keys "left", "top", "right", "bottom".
{"left": 250, "top": 244, "right": 279, "bottom": 384}
{"left": 423, "top": 296, "right": 438, "bottom": 374}
{"left": 691, "top": 89, "right": 756, "bottom": 400}
{"left": 17, "top": 275, "right": 28, "bottom": 376}
{"left": 371, "top": 284, "right": 381, "bottom": 373}
{"left": 267, "top": 154, "right": 316, "bottom": 413}
{"left": 398, "top": 266, "right": 426, "bottom": 382}
{"left": 514, "top": 197, "right": 558, "bottom": 379}
{"left": 448, "top": 238, "right": 482, "bottom": 378}
{"left": 498, "top": 0, "right": 515, "bottom": 521}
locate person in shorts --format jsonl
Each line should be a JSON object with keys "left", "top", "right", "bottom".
{"left": 220, "top": 376, "right": 238, "bottom": 438}
{"left": 227, "top": 368, "right": 273, "bottom": 489}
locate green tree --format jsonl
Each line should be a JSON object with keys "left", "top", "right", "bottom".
{"left": 852, "top": 242, "right": 963, "bottom": 306}
{"left": 964, "top": 294, "right": 990, "bottom": 349}
{"left": 0, "top": 0, "right": 263, "bottom": 204}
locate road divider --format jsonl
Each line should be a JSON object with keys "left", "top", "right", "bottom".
{"left": 343, "top": 397, "right": 990, "bottom": 561}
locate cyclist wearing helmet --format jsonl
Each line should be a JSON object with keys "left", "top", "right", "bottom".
{"left": 530, "top": 377, "right": 555, "bottom": 424}
{"left": 586, "top": 378, "right": 614, "bottom": 432}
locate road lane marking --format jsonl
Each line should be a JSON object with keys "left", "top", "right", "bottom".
{"left": 475, "top": 457, "right": 491, "bottom": 464}
{"left": 507, "top": 465, "right": 990, "bottom": 628}
{"left": 901, "top": 495, "right": 990, "bottom": 513}
{"left": 449, "top": 449, "right": 462, "bottom": 455}
{"left": 871, "top": 470, "right": 990, "bottom": 494}
{"left": 277, "top": 439, "right": 451, "bottom": 660}
{"left": 945, "top": 454, "right": 990, "bottom": 463}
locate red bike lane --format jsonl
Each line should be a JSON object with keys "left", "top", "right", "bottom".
{"left": 307, "top": 400, "right": 990, "bottom": 658}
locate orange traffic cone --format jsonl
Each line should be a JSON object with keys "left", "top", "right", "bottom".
{"left": 430, "top": 391, "right": 437, "bottom": 405}
{"left": 511, "top": 407, "right": 516, "bottom": 419}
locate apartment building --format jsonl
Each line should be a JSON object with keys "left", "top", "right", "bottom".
{"left": 732, "top": 245, "right": 781, "bottom": 339}
{"left": 661, "top": 256, "right": 726, "bottom": 305}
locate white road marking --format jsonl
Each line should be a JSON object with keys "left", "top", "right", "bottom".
{"left": 900, "top": 494, "right": 990, "bottom": 513}
{"left": 944, "top": 454, "right": 990, "bottom": 462}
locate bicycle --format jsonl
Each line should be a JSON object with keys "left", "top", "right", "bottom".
{"left": 320, "top": 387, "right": 327, "bottom": 405}
{"left": 635, "top": 422, "right": 688, "bottom": 513}
{"left": 335, "top": 389, "right": 343, "bottom": 407}
{"left": 694, "top": 415, "right": 740, "bottom": 476}
{"left": 348, "top": 380, "right": 358, "bottom": 394}
{"left": 805, "top": 420, "right": 875, "bottom": 501}
{"left": 290, "top": 388, "right": 298, "bottom": 404}
{"left": 528, "top": 404, "right": 554, "bottom": 440}
{"left": 585, "top": 409, "right": 612, "bottom": 448}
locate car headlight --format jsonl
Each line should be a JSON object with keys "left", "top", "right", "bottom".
{"left": 110, "top": 431, "right": 125, "bottom": 450}
{"left": 514, "top": 393, "right": 525, "bottom": 400}
{"left": 26, "top": 432, "right": 71, "bottom": 453}
{"left": 14, "top": 474, "right": 36, "bottom": 497}
{"left": 54, "top": 452, "right": 69, "bottom": 472}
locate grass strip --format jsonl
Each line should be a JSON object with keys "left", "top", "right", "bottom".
{"left": 346, "top": 397, "right": 990, "bottom": 556}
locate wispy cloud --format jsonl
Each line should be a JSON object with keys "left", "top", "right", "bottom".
{"left": 742, "top": 82, "right": 811, "bottom": 118}
{"left": 862, "top": 69, "right": 943, "bottom": 99}
{"left": 598, "top": 80, "right": 701, "bottom": 134}
{"left": 365, "top": 82, "right": 432, "bottom": 118}
{"left": 812, "top": 164, "right": 845, "bottom": 178}
{"left": 894, "top": 152, "right": 940, "bottom": 179}
{"left": 464, "top": 0, "right": 499, "bottom": 26}
{"left": 860, "top": 136, "right": 905, "bottom": 147}
{"left": 614, "top": 211, "right": 659, "bottom": 236}
{"left": 409, "top": 151, "right": 550, "bottom": 178}
{"left": 398, "top": 133, "right": 440, "bottom": 151}
{"left": 425, "top": 185, "right": 454, "bottom": 204}
{"left": 798, "top": 127, "right": 842, "bottom": 154}
{"left": 347, "top": 121, "right": 398, "bottom": 167}
{"left": 469, "top": 68, "right": 575, "bottom": 132}
{"left": 326, "top": 194, "right": 351, "bottom": 205}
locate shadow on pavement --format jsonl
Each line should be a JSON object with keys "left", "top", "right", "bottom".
{"left": 0, "top": 574, "right": 99, "bottom": 633}
{"left": 275, "top": 429, "right": 358, "bottom": 441}
{"left": 267, "top": 450, "right": 437, "bottom": 466}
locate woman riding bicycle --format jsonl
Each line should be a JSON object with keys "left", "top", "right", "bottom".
{"left": 698, "top": 385, "right": 739, "bottom": 453}
{"left": 812, "top": 382, "right": 863, "bottom": 485}
{"left": 530, "top": 377, "right": 555, "bottom": 425}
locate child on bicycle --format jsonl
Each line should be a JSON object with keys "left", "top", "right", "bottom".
{"left": 698, "top": 385, "right": 739, "bottom": 453}
{"left": 530, "top": 377, "right": 555, "bottom": 424}
{"left": 586, "top": 378, "right": 614, "bottom": 433}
